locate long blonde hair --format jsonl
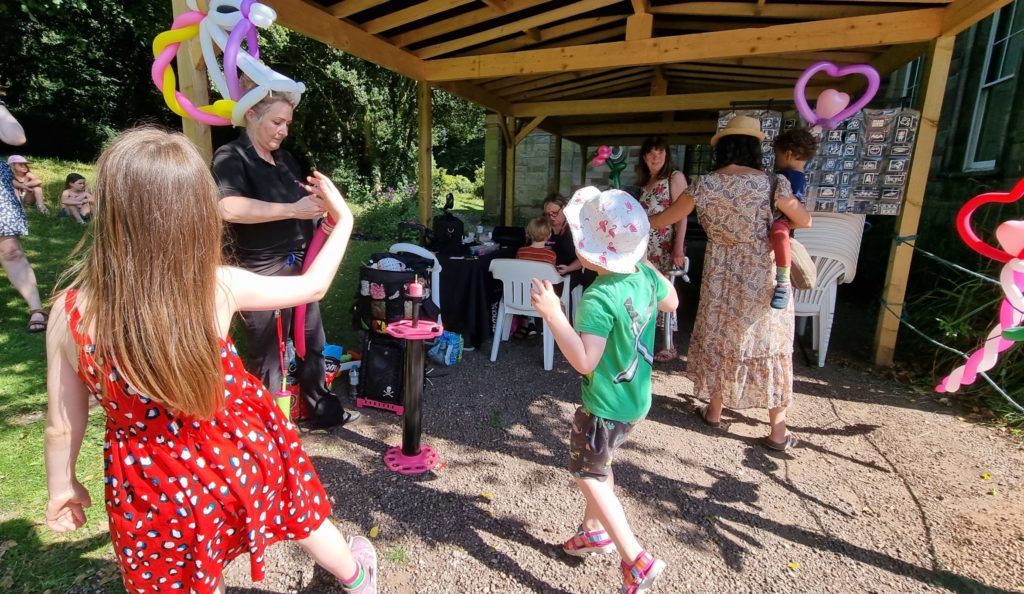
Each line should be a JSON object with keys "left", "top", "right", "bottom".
{"left": 64, "top": 127, "right": 225, "bottom": 419}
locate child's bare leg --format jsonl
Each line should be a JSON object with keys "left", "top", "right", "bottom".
{"left": 580, "top": 469, "right": 614, "bottom": 532}
{"left": 575, "top": 476, "right": 642, "bottom": 562}
{"left": 68, "top": 205, "right": 85, "bottom": 223}
{"left": 296, "top": 519, "right": 358, "bottom": 581}
{"left": 31, "top": 188, "right": 47, "bottom": 212}
{"left": 213, "top": 579, "right": 225, "bottom": 594}
{"left": 770, "top": 218, "right": 793, "bottom": 309}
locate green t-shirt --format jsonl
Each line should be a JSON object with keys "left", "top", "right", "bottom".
{"left": 573, "top": 262, "right": 668, "bottom": 423}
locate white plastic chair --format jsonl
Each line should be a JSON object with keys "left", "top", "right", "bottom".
{"left": 488, "top": 259, "right": 570, "bottom": 370}
{"left": 390, "top": 242, "right": 442, "bottom": 323}
{"left": 791, "top": 213, "right": 865, "bottom": 367}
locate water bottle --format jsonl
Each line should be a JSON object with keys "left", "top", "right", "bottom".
{"left": 476, "top": 224, "right": 484, "bottom": 237}
{"left": 349, "top": 366, "right": 360, "bottom": 398}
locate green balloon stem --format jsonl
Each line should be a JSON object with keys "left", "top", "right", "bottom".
{"left": 1003, "top": 326, "right": 1024, "bottom": 342}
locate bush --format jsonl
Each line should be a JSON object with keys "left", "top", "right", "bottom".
{"left": 432, "top": 167, "right": 474, "bottom": 207}
{"left": 473, "top": 164, "right": 485, "bottom": 199}
{"left": 354, "top": 185, "right": 417, "bottom": 240}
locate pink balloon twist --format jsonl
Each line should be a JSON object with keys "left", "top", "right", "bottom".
{"left": 936, "top": 263, "right": 1024, "bottom": 392}
{"left": 293, "top": 217, "right": 333, "bottom": 358}
{"left": 151, "top": 10, "right": 233, "bottom": 126}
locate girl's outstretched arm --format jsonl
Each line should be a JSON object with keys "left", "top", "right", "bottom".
{"left": 44, "top": 295, "right": 93, "bottom": 533}
{"left": 219, "top": 172, "right": 354, "bottom": 316}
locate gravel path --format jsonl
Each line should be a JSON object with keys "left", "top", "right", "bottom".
{"left": 223, "top": 339, "right": 1024, "bottom": 594}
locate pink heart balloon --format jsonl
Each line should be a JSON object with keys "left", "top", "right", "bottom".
{"left": 816, "top": 89, "right": 851, "bottom": 120}
{"left": 996, "top": 220, "right": 1024, "bottom": 259}
{"left": 793, "top": 61, "right": 880, "bottom": 129}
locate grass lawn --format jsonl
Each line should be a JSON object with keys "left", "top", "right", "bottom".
{"left": 0, "top": 156, "right": 389, "bottom": 593}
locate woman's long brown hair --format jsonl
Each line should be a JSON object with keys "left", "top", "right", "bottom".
{"left": 64, "top": 128, "right": 225, "bottom": 419}
{"left": 635, "top": 136, "right": 674, "bottom": 188}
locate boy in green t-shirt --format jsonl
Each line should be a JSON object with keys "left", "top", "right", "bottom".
{"left": 531, "top": 186, "right": 678, "bottom": 594}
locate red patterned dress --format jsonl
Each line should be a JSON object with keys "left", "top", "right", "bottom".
{"left": 65, "top": 291, "right": 331, "bottom": 594}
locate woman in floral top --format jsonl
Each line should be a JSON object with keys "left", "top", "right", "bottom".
{"left": 636, "top": 136, "right": 687, "bottom": 361}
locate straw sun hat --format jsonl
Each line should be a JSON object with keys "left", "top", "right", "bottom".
{"left": 563, "top": 186, "right": 650, "bottom": 274}
{"left": 710, "top": 115, "right": 766, "bottom": 146}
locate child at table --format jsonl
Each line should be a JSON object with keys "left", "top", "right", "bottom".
{"left": 514, "top": 216, "right": 557, "bottom": 337}
{"left": 60, "top": 173, "right": 92, "bottom": 224}
{"left": 44, "top": 128, "right": 378, "bottom": 594}
{"left": 530, "top": 186, "right": 678, "bottom": 594}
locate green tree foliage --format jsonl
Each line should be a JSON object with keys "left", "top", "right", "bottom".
{"left": 0, "top": 3, "right": 485, "bottom": 195}
{"left": 1, "top": 0, "right": 176, "bottom": 160}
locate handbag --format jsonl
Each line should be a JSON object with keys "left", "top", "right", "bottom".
{"left": 769, "top": 174, "right": 816, "bottom": 291}
{"left": 789, "top": 237, "right": 817, "bottom": 290}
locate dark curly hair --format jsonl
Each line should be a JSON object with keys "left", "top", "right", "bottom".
{"left": 712, "top": 135, "right": 763, "bottom": 171}
{"left": 773, "top": 128, "right": 818, "bottom": 160}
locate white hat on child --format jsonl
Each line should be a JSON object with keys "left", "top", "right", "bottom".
{"left": 563, "top": 186, "right": 649, "bottom": 274}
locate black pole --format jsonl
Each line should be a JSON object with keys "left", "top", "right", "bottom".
{"left": 402, "top": 339, "right": 424, "bottom": 456}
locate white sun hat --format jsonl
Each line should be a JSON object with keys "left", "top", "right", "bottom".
{"left": 563, "top": 186, "right": 650, "bottom": 274}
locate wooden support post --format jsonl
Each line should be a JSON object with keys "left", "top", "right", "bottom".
{"left": 418, "top": 81, "right": 433, "bottom": 225}
{"left": 503, "top": 116, "right": 516, "bottom": 225}
{"left": 579, "top": 143, "right": 589, "bottom": 186}
{"left": 551, "top": 134, "right": 563, "bottom": 195}
{"left": 873, "top": 36, "right": 954, "bottom": 367}
{"left": 171, "top": 0, "right": 212, "bottom": 163}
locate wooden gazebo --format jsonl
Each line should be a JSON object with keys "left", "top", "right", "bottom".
{"left": 173, "top": 0, "right": 1013, "bottom": 366}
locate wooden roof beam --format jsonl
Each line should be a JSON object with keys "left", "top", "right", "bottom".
{"left": 327, "top": 0, "right": 386, "bottom": 19}
{"left": 651, "top": 65, "right": 668, "bottom": 96}
{"left": 631, "top": 0, "right": 649, "bottom": 14}
{"left": 425, "top": 9, "right": 943, "bottom": 81}
{"left": 626, "top": 12, "right": 654, "bottom": 40}
{"left": 414, "top": 0, "right": 621, "bottom": 59}
{"left": 486, "top": 69, "right": 604, "bottom": 94}
{"left": 523, "top": 72, "right": 654, "bottom": 101}
{"left": 362, "top": 0, "right": 475, "bottom": 35}
{"left": 505, "top": 67, "right": 649, "bottom": 101}
{"left": 650, "top": 2, "right": 903, "bottom": 19}
{"left": 270, "top": 0, "right": 426, "bottom": 80}
{"left": 942, "top": 0, "right": 1016, "bottom": 35}
{"left": 559, "top": 121, "right": 715, "bottom": 136}
{"left": 465, "top": 16, "right": 625, "bottom": 57}
{"left": 513, "top": 86, "right": 818, "bottom": 116}
{"left": 435, "top": 81, "right": 513, "bottom": 114}
{"left": 480, "top": 0, "right": 510, "bottom": 11}
{"left": 389, "top": 0, "right": 549, "bottom": 48}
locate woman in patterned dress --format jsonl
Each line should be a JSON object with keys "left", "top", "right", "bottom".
{"left": 44, "top": 128, "right": 378, "bottom": 593}
{"left": 649, "top": 116, "right": 811, "bottom": 451}
{"left": 636, "top": 136, "right": 688, "bottom": 361}
{"left": 0, "top": 99, "right": 47, "bottom": 333}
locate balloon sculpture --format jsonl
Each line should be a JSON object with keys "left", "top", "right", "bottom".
{"left": 793, "top": 61, "right": 880, "bottom": 130}
{"left": 151, "top": 0, "right": 305, "bottom": 127}
{"left": 590, "top": 145, "right": 628, "bottom": 189}
{"left": 935, "top": 179, "right": 1024, "bottom": 393}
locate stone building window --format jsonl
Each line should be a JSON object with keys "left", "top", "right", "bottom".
{"left": 964, "top": 2, "right": 1024, "bottom": 171}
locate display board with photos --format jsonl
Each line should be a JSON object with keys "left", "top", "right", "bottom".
{"left": 717, "top": 107, "right": 921, "bottom": 216}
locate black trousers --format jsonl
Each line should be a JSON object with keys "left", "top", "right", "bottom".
{"left": 238, "top": 262, "right": 333, "bottom": 406}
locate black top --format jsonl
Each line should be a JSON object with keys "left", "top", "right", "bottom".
{"left": 212, "top": 132, "right": 314, "bottom": 273}
{"left": 550, "top": 225, "right": 576, "bottom": 267}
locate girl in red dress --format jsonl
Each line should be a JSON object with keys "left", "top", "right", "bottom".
{"left": 43, "top": 128, "right": 377, "bottom": 594}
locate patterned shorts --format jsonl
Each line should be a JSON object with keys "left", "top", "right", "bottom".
{"left": 568, "top": 406, "right": 637, "bottom": 481}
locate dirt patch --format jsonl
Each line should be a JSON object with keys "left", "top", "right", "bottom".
{"left": 211, "top": 339, "right": 1023, "bottom": 594}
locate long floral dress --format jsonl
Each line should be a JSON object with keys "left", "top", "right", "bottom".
{"left": 688, "top": 172, "right": 795, "bottom": 409}
{"left": 64, "top": 291, "right": 331, "bottom": 594}
{"left": 0, "top": 162, "right": 29, "bottom": 237}
{"left": 641, "top": 175, "right": 679, "bottom": 332}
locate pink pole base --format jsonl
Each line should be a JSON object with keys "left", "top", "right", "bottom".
{"left": 384, "top": 444, "right": 439, "bottom": 475}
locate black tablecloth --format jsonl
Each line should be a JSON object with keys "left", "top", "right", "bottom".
{"left": 438, "top": 246, "right": 517, "bottom": 349}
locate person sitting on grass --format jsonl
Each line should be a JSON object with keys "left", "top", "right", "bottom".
{"left": 530, "top": 186, "right": 678, "bottom": 594}
{"left": 514, "top": 215, "right": 558, "bottom": 337}
{"left": 44, "top": 128, "right": 378, "bottom": 594}
{"left": 60, "top": 173, "right": 92, "bottom": 224}
{"left": 8, "top": 155, "right": 47, "bottom": 214}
